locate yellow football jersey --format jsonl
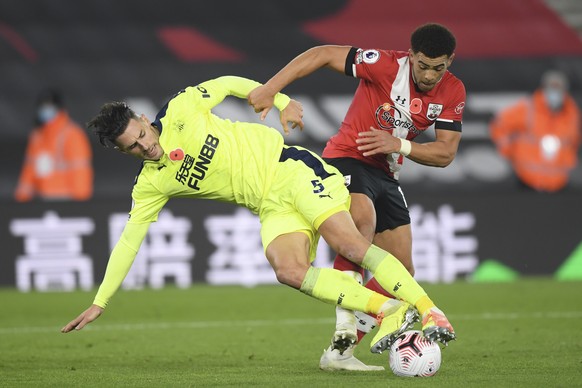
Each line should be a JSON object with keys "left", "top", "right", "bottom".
{"left": 129, "top": 76, "right": 289, "bottom": 224}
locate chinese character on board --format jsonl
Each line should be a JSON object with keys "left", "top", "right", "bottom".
{"left": 10, "top": 211, "right": 95, "bottom": 292}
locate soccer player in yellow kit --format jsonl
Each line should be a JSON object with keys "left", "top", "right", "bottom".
{"left": 61, "top": 76, "right": 455, "bottom": 357}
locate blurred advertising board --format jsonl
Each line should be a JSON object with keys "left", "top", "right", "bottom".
{"left": 1, "top": 191, "right": 580, "bottom": 291}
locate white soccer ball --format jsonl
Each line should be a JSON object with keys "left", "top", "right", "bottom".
{"left": 388, "top": 330, "right": 441, "bottom": 377}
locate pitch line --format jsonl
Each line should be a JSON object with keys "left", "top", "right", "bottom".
{"left": 1, "top": 311, "right": 581, "bottom": 335}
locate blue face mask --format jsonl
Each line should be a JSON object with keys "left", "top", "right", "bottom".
{"left": 37, "top": 105, "right": 58, "bottom": 124}
{"left": 544, "top": 89, "right": 564, "bottom": 111}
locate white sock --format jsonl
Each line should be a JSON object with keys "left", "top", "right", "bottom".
{"left": 355, "top": 310, "right": 377, "bottom": 334}
{"left": 356, "top": 299, "right": 403, "bottom": 333}
{"left": 334, "top": 271, "right": 362, "bottom": 333}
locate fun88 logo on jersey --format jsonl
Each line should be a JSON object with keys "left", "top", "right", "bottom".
{"left": 375, "top": 103, "right": 421, "bottom": 135}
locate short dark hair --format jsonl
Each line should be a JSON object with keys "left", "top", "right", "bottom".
{"left": 87, "top": 102, "right": 138, "bottom": 147}
{"left": 410, "top": 23, "right": 456, "bottom": 58}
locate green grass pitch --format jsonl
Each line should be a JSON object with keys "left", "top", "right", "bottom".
{"left": 0, "top": 278, "right": 581, "bottom": 387}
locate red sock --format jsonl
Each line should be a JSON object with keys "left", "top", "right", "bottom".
{"left": 357, "top": 330, "right": 367, "bottom": 343}
{"left": 333, "top": 253, "right": 365, "bottom": 278}
{"left": 364, "top": 277, "right": 396, "bottom": 299}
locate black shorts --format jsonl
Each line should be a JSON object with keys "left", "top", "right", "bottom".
{"left": 324, "top": 157, "right": 410, "bottom": 232}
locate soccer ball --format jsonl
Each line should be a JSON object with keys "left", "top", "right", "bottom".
{"left": 388, "top": 330, "right": 441, "bottom": 377}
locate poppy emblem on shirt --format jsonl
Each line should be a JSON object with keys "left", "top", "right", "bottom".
{"left": 169, "top": 148, "right": 185, "bottom": 161}
{"left": 410, "top": 98, "right": 422, "bottom": 115}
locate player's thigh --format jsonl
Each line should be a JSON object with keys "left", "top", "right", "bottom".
{"left": 374, "top": 224, "right": 414, "bottom": 275}
{"left": 349, "top": 193, "right": 376, "bottom": 241}
{"left": 374, "top": 181, "right": 413, "bottom": 273}
{"left": 324, "top": 157, "right": 379, "bottom": 240}
{"left": 263, "top": 146, "right": 353, "bottom": 263}
{"left": 374, "top": 179, "right": 411, "bottom": 233}
{"left": 318, "top": 210, "right": 370, "bottom": 265}
{"left": 276, "top": 146, "right": 350, "bottom": 231}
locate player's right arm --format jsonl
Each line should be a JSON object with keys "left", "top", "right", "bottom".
{"left": 61, "top": 221, "right": 150, "bottom": 333}
{"left": 62, "top": 173, "right": 167, "bottom": 333}
{"left": 248, "top": 45, "right": 352, "bottom": 120}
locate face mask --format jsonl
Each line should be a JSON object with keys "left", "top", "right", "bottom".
{"left": 544, "top": 89, "right": 564, "bottom": 110}
{"left": 37, "top": 105, "right": 58, "bottom": 124}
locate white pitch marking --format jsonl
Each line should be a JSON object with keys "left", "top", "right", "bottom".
{"left": 1, "top": 311, "right": 581, "bottom": 335}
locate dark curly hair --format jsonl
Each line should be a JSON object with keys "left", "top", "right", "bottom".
{"left": 410, "top": 23, "right": 456, "bottom": 58}
{"left": 87, "top": 102, "right": 139, "bottom": 147}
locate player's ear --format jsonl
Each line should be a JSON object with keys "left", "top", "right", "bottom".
{"left": 140, "top": 114, "right": 151, "bottom": 126}
{"left": 447, "top": 53, "right": 455, "bottom": 67}
{"left": 113, "top": 144, "right": 126, "bottom": 154}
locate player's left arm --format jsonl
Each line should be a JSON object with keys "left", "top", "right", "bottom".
{"left": 356, "top": 126, "right": 461, "bottom": 167}
{"left": 405, "top": 128, "right": 461, "bottom": 167}
{"left": 408, "top": 81, "right": 465, "bottom": 167}
{"left": 195, "top": 76, "right": 291, "bottom": 112}
{"left": 195, "top": 76, "right": 301, "bottom": 133}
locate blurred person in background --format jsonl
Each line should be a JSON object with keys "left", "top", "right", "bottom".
{"left": 14, "top": 88, "right": 93, "bottom": 202}
{"left": 490, "top": 70, "right": 581, "bottom": 192}
{"left": 249, "top": 23, "right": 464, "bottom": 371}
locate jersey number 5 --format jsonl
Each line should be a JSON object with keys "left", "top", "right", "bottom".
{"left": 311, "top": 179, "right": 324, "bottom": 194}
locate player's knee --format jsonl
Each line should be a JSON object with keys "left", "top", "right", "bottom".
{"left": 273, "top": 264, "right": 306, "bottom": 289}
{"left": 354, "top": 221, "right": 375, "bottom": 241}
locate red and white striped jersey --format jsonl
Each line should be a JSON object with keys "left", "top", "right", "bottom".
{"left": 322, "top": 48, "right": 466, "bottom": 179}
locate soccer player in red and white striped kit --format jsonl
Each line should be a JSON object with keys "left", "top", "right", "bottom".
{"left": 249, "top": 23, "right": 464, "bottom": 371}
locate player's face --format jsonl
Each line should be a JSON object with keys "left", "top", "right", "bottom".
{"left": 409, "top": 50, "right": 454, "bottom": 92}
{"left": 115, "top": 115, "right": 164, "bottom": 161}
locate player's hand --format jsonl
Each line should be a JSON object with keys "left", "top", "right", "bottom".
{"left": 61, "top": 304, "right": 104, "bottom": 333}
{"left": 356, "top": 127, "right": 401, "bottom": 156}
{"left": 248, "top": 85, "right": 276, "bottom": 121}
{"left": 280, "top": 99, "right": 304, "bottom": 135}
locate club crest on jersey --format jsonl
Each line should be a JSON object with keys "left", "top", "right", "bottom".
{"left": 172, "top": 120, "right": 185, "bottom": 132}
{"left": 427, "top": 103, "right": 443, "bottom": 120}
{"left": 375, "top": 103, "right": 420, "bottom": 135}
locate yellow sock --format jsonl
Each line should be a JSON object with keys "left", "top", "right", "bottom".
{"left": 300, "top": 267, "right": 389, "bottom": 314}
{"left": 415, "top": 295, "right": 436, "bottom": 316}
{"left": 361, "top": 244, "right": 431, "bottom": 309}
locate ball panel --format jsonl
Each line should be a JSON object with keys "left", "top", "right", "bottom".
{"left": 388, "top": 330, "right": 442, "bottom": 377}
